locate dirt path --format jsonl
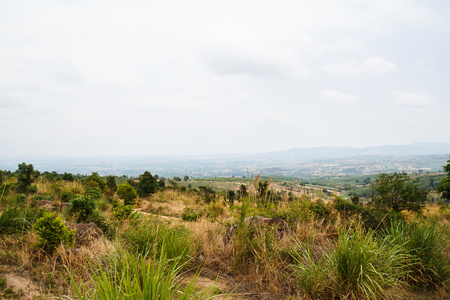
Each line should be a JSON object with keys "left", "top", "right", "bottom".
{"left": 1, "top": 269, "right": 47, "bottom": 299}
{"left": 134, "top": 208, "right": 181, "bottom": 222}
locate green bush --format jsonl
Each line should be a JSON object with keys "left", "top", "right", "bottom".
{"left": 84, "top": 187, "right": 103, "bottom": 200}
{"left": 67, "top": 196, "right": 96, "bottom": 222}
{"left": 181, "top": 207, "right": 203, "bottom": 221}
{"left": 33, "top": 212, "right": 75, "bottom": 253}
{"left": 117, "top": 182, "right": 137, "bottom": 206}
{"left": 112, "top": 203, "right": 133, "bottom": 220}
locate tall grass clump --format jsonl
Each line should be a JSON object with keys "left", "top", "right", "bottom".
{"left": 290, "top": 241, "right": 332, "bottom": 299}
{"left": 120, "top": 219, "right": 192, "bottom": 263}
{"left": 0, "top": 205, "right": 41, "bottom": 235}
{"left": 329, "top": 224, "right": 411, "bottom": 300}
{"left": 67, "top": 249, "right": 215, "bottom": 300}
{"left": 386, "top": 219, "right": 450, "bottom": 289}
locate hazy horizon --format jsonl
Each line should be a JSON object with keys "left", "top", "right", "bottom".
{"left": 1, "top": 1, "right": 450, "bottom": 157}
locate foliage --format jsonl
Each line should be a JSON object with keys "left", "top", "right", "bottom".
{"left": 105, "top": 175, "right": 117, "bottom": 193}
{"left": 62, "top": 172, "right": 75, "bottom": 182}
{"left": 386, "top": 219, "right": 450, "bottom": 289}
{"left": 290, "top": 242, "right": 332, "bottom": 299}
{"left": 138, "top": 171, "right": 158, "bottom": 197}
{"left": 120, "top": 220, "right": 192, "bottom": 262}
{"left": 67, "top": 196, "right": 96, "bottom": 223}
{"left": 0, "top": 206, "right": 41, "bottom": 235}
{"left": 181, "top": 207, "right": 203, "bottom": 221}
{"left": 33, "top": 212, "right": 75, "bottom": 253}
{"left": 67, "top": 249, "right": 214, "bottom": 300}
{"left": 227, "top": 189, "right": 236, "bottom": 206}
{"left": 16, "top": 162, "right": 36, "bottom": 193}
{"left": 370, "top": 172, "right": 427, "bottom": 213}
{"left": 84, "top": 187, "right": 102, "bottom": 200}
{"left": 116, "top": 182, "right": 138, "bottom": 205}
{"left": 437, "top": 156, "right": 450, "bottom": 201}
{"left": 83, "top": 172, "right": 106, "bottom": 192}
{"left": 238, "top": 184, "right": 248, "bottom": 198}
{"left": 329, "top": 224, "right": 411, "bottom": 300}
{"left": 198, "top": 186, "right": 216, "bottom": 203}
{"left": 112, "top": 199, "right": 134, "bottom": 220}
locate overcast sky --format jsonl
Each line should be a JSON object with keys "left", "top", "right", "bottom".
{"left": 1, "top": 0, "right": 449, "bottom": 156}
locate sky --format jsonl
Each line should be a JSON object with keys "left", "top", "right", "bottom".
{"left": 1, "top": 0, "right": 449, "bottom": 157}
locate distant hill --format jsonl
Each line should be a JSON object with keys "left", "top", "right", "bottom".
{"left": 1, "top": 142, "right": 449, "bottom": 177}
{"left": 257, "top": 142, "right": 450, "bottom": 161}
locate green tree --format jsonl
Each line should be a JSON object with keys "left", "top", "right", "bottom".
{"left": 370, "top": 172, "right": 427, "bottom": 213}
{"left": 16, "top": 162, "right": 35, "bottom": 193}
{"left": 183, "top": 175, "right": 189, "bottom": 181}
{"left": 106, "top": 175, "right": 117, "bottom": 193}
{"left": 62, "top": 172, "right": 75, "bottom": 182}
{"left": 83, "top": 172, "right": 106, "bottom": 192}
{"left": 0, "top": 170, "right": 4, "bottom": 185}
{"left": 437, "top": 156, "right": 450, "bottom": 201}
{"left": 137, "top": 171, "right": 158, "bottom": 197}
{"left": 117, "top": 182, "right": 138, "bottom": 205}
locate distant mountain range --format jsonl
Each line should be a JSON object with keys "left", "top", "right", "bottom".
{"left": 257, "top": 142, "right": 450, "bottom": 161}
{"left": 1, "top": 142, "right": 449, "bottom": 177}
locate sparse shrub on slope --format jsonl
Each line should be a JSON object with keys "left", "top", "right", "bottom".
{"left": 116, "top": 182, "right": 137, "bottom": 206}
{"left": 33, "top": 212, "right": 75, "bottom": 253}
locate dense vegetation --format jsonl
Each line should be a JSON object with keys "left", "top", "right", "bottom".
{"left": 0, "top": 160, "right": 449, "bottom": 299}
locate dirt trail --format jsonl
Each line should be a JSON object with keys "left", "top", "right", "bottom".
{"left": 134, "top": 208, "right": 181, "bottom": 221}
{"left": 2, "top": 269, "right": 47, "bottom": 299}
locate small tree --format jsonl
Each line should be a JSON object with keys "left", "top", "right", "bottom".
{"left": 370, "top": 172, "right": 427, "bottom": 213}
{"left": 117, "top": 182, "right": 137, "bottom": 206}
{"left": 106, "top": 176, "right": 117, "bottom": 193}
{"left": 33, "top": 212, "right": 75, "bottom": 253}
{"left": 83, "top": 172, "right": 106, "bottom": 192}
{"left": 16, "top": 162, "right": 36, "bottom": 193}
{"left": 62, "top": 172, "right": 75, "bottom": 182}
{"left": 183, "top": 175, "right": 189, "bottom": 181}
{"left": 437, "top": 156, "right": 450, "bottom": 202}
{"left": 137, "top": 171, "right": 158, "bottom": 197}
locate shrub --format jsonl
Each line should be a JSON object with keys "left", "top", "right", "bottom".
{"left": 33, "top": 212, "right": 75, "bottom": 253}
{"left": 84, "top": 187, "right": 102, "bottom": 200}
{"left": 117, "top": 182, "right": 137, "bottom": 206}
{"left": 83, "top": 172, "right": 106, "bottom": 192}
{"left": 67, "top": 196, "right": 96, "bottom": 222}
{"left": 182, "top": 207, "right": 203, "bottom": 221}
{"left": 112, "top": 203, "right": 133, "bottom": 220}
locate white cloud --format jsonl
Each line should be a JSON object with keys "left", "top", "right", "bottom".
{"left": 321, "top": 90, "right": 358, "bottom": 104}
{"left": 324, "top": 57, "right": 397, "bottom": 75}
{"left": 393, "top": 91, "right": 433, "bottom": 106}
